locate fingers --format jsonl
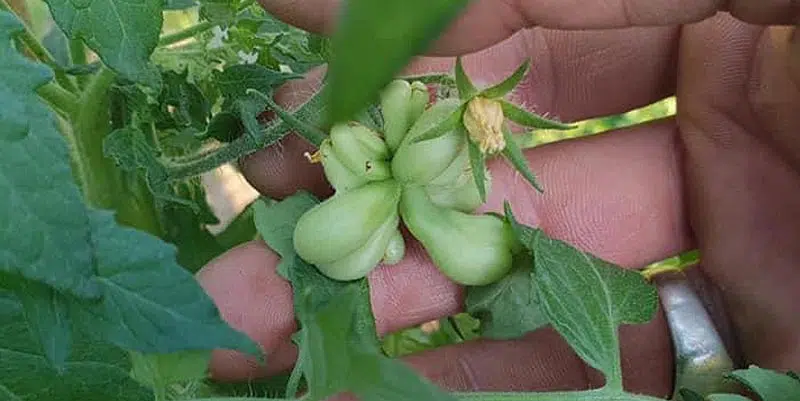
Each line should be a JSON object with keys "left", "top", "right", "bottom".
{"left": 240, "top": 27, "right": 677, "bottom": 199}
{"left": 199, "top": 118, "right": 692, "bottom": 380}
{"left": 257, "top": 0, "right": 795, "bottom": 56}
{"left": 677, "top": 13, "right": 800, "bottom": 370}
{"left": 401, "top": 319, "right": 673, "bottom": 397}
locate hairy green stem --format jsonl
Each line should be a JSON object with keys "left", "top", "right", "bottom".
{"left": 71, "top": 67, "right": 162, "bottom": 235}
{"left": 158, "top": 21, "right": 214, "bottom": 47}
{"left": 1, "top": 0, "right": 79, "bottom": 93}
{"left": 68, "top": 39, "right": 91, "bottom": 88}
{"left": 165, "top": 87, "right": 328, "bottom": 180}
{"left": 37, "top": 82, "right": 80, "bottom": 117}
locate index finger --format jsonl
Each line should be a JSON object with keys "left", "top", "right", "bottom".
{"left": 258, "top": 0, "right": 796, "bottom": 56}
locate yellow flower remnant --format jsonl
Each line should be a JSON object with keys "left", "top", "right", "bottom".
{"left": 463, "top": 97, "right": 506, "bottom": 154}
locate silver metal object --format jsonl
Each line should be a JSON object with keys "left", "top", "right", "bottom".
{"left": 657, "top": 274, "right": 736, "bottom": 400}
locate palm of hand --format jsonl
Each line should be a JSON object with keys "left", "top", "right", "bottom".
{"left": 196, "top": 8, "right": 800, "bottom": 397}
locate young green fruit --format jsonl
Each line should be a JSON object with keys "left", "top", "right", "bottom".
{"left": 293, "top": 180, "right": 402, "bottom": 280}
{"left": 424, "top": 142, "right": 491, "bottom": 212}
{"left": 407, "top": 81, "right": 430, "bottom": 126}
{"left": 317, "top": 122, "right": 392, "bottom": 192}
{"left": 391, "top": 99, "right": 466, "bottom": 185}
{"left": 399, "top": 185, "right": 517, "bottom": 286}
{"left": 380, "top": 79, "right": 413, "bottom": 152}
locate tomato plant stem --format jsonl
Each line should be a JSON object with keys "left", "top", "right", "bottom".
{"left": 68, "top": 39, "right": 91, "bottom": 89}
{"left": 37, "top": 81, "right": 80, "bottom": 116}
{"left": 70, "top": 67, "right": 162, "bottom": 235}
{"left": 158, "top": 20, "right": 214, "bottom": 47}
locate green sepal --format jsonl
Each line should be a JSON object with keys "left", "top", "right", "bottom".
{"left": 480, "top": 59, "right": 530, "bottom": 99}
{"left": 501, "top": 126, "right": 543, "bottom": 193}
{"left": 454, "top": 56, "right": 478, "bottom": 99}
{"left": 500, "top": 99, "right": 576, "bottom": 130}
{"left": 405, "top": 98, "right": 465, "bottom": 145}
{"left": 466, "top": 132, "right": 488, "bottom": 203}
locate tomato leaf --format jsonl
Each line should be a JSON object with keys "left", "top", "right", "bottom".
{"left": 0, "top": 12, "right": 100, "bottom": 299}
{"left": 0, "top": 291, "right": 154, "bottom": 401}
{"left": 504, "top": 203, "right": 658, "bottom": 391}
{"left": 501, "top": 126, "right": 543, "bottom": 192}
{"left": 216, "top": 64, "right": 301, "bottom": 101}
{"left": 723, "top": 366, "right": 800, "bottom": 401}
{"left": 68, "top": 209, "right": 261, "bottom": 357}
{"left": 465, "top": 256, "right": 548, "bottom": 340}
{"left": 500, "top": 99, "right": 576, "bottom": 130}
{"left": 326, "top": 0, "right": 470, "bottom": 124}
{"left": 6, "top": 277, "right": 72, "bottom": 370}
{"left": 43, "top": 0, "right": 163, "bottom": 88}
{"left": 1, "top": 13, "right": 262, "bottom": 370}
{"left": 480, "top": 60, "right": 530, "bottom": 99}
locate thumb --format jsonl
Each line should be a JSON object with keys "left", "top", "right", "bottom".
{"left": 256, "top": 0, "right": 796, "bottom": 56}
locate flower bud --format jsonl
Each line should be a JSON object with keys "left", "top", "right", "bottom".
{"left": 463, "top": 97, "right": 506, "bottom": 154}
{"left": 399, "top": 186, "right": 517, "bottom": 286}
{"left": 293, "top": 180, "right": 401, "bottom": 271}
{"left": 380, "top": 79, "right": 413, "bottom": 152}
{"left": 391, "top": 99, "right": 466, "bottom": 185}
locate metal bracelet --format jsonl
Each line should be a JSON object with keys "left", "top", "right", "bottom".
{"left": 657, "top": 273, "right": 737, "bottom": 400}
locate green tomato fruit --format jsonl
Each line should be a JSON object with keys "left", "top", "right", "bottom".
{"left": 329, "top": 122, "right": 391, "bottom": 182}
{"left": 382, "top": 229, "right": 406, "bottom": 265}
{"left": 391, "top": 99, "right": 466, "bottom": 185}
{"left": 318, "top": 138, "right": 369, "bottom": 192}
{"left": 380, "top": 79, "right": 413, "bottom": 153}
{"left": 315, "top": 209, "right": 401, "bottom": 281}
{"left": 407, "top": 81, "right": 429, "bottom": 125}
{"left": 293, "top": 180, "right": 401, "bottom": 267}
{"left": 399, "top": 185, "right": 516, "bottom": 286}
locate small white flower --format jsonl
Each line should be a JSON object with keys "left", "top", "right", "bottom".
{"left": 279, "top": 64, "right": 293, "bottom": 73}
{"left": 207, "top": 26, "right": 228, "bottom": 50}
{"left": 237, "top": 50, "right": 259, "bottom": 65}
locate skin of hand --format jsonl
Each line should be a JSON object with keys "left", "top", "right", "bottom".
{"left": 194, "top": 1, "right": 800, "bottom": 397}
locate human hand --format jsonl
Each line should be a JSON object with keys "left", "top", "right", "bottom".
{"left": 196, "top": 1, "right": 800, "bottom": 397}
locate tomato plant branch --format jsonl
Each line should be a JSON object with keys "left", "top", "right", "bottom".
{"left": 158, "top": 21, "right": 214, "bottom": 47}
{"left": 163, "top": 87, "right": 327, "bottom": 180}
{"left": 70, "top": 66, "right": 162, "bottom": 235}
{"left": 37, "top": 81, "right": 80, "bottom": 116}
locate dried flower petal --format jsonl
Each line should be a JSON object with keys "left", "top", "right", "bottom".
{"left": 463, "top": 97, "right": 506, "bottom": 154}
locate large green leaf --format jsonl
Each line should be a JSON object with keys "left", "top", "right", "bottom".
{"left": 0, "top": 291, "right": 154, "bottom": 401}
{"left": 465, "top": 257, "right": 548, "bottom": 340}
{"left": 43, "top": 0, "right": 163, "bottom": 87}
{"left": 0, "top": 12, "right": 99, "bottom": 299}
{"left": 504, "top": 203, "right": 658, "bottom": 390}
{"left": 326, "top": 0, "right": 470, "bottom": 124}
{"left": 725, "top": 366, "right": 800, "bottom": 401}
{"left": 1, "top": 11, "right": 261, "bottom": 369}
